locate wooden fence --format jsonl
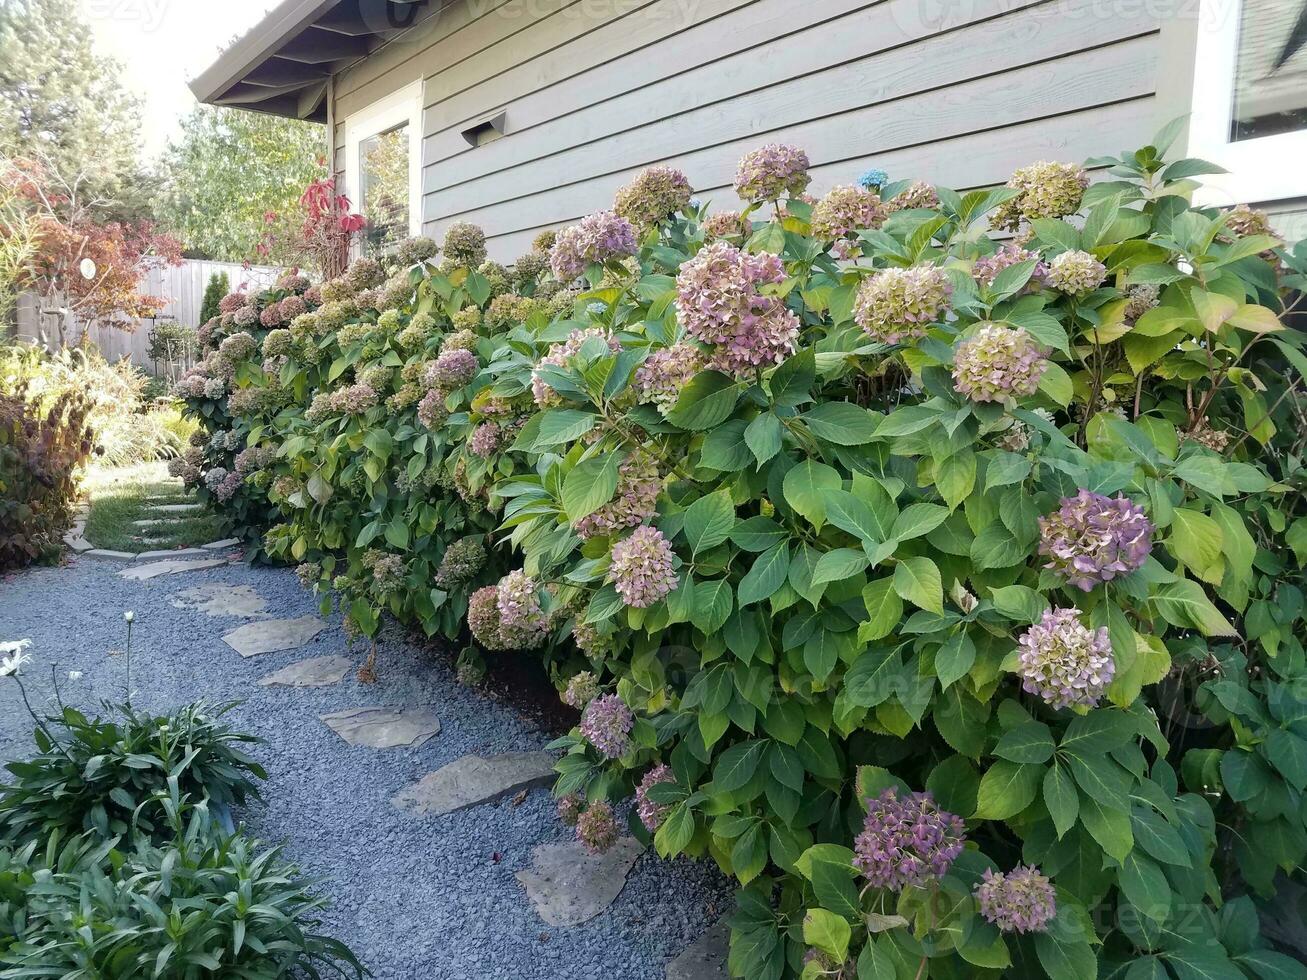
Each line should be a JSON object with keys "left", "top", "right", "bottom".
{"left": 11, "top": 259, "right": 284, "bottom": 373}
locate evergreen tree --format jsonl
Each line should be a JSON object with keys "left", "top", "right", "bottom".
{"left": 0, "top": 0, "right": 145, "bottom": 216}
{"left": 199, "top": 272, "right": 230, "bottom": 324}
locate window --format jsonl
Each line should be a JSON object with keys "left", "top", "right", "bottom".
{"left": 344, "top": 81, "right": 423, "bottom": 255}
{"left": 1189, "top": 0, "right": 1307, "bottom": 204}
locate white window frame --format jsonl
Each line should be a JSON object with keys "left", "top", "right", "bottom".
{"left": 1188, "top": 0, "right": 1307, "bottom": 205}
{"left": 343, "top": 80, "right": 424, "bottom": 249}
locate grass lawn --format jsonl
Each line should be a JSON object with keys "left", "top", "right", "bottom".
{"left": 82, "top": 462, "right": 225, "bottom": 553}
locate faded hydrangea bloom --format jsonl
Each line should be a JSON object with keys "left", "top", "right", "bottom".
{"left": 971, "top": 244, "right": 1049, "bottom": 290}
{"left": 262, "top": 329, "right": 292, "bottom": 359}
{"left": 395, "top": 235, "right": 439, "bottom": 266}
{"left": 994, "top": 161, "right": 1089, "bottom": 230}
{"left": 854, "top": 788, "right": 966, "bottom": 890}
{"left": 496, "top": 570, "right": 549, "bottom": 648}
{"left": 634, "top": 341, "right": 705, "bottom": 415}
{"left": 562, "top": 670, "right": 600, "bottom": 709}
{"left": 615, "top": 166, "right": 693, "bottom": 228}
{"left": 425, "top": 348, "right": 479, "bottom": 390}
{"left": 703, "top": 210, "right": 752, "bottom": 241}
{"left": 1038, "top": 490, "right": 1153, "bottom": 591}
{"left": 1183, "top": 423, "right": 1231, "bottom": 453}
{"left": 442, "top": 328, "right": 479, "bottom": 354}
{"left": 576, "top": 800, "right": 620, "bottom": 854}
{"left": 575, "top": 455, "right": 662, "bottom": 539}
{"left": 952, "top": 325, "right": 1047, "bottom": 403}
{"left": 345, "top": 256, "right": 385, "bottom": 293}
{"left": 329, "top": 382, "right": 378, "bottom": 415}
{"left": 886, "top": 181, "right": 940, "bottom": 212}
{"left": 1017, "top": 608, "right": 1114, "bottom": 709}
{"left": 550, "top": 211, "right": 638, "bottom": 281}
{"left": 532, "top": 229, "right": 558, "bottom": 254}
{"left": 467, "top": 585, "right": 506, "bottom": 649}
{"left": 443, "top": 222, "right": 488, "bottom": 268}
{"left": 975, "top": 866, "right": 1057, "bottom": 934}
{"left": 676, "top": 241, "right": 799, "bottom": 378}
{"left": 571, "top": 621, "right": 612, "bottom": 658}
{"left": 1123, "top": 284, "right": 1160, "bottom": 324}
{"left": 609, "top": 526, "right": 678, "bottom": 609}
{"left": 1224, "top": 203, "right": 1273, "bottom": 238}
{"left": 636, "top": 763, "right": 675, "bottom": 832}
{"left": 810, "top": 185, "right": 885, "bottom": 240}
{"left": 557, "top": 795, "right": 584, "bottom": 827}
{"left": 580, "top": 694, "right": 634, "bottom": 758}
{"left": 734, "top": 143, "right": 811, "bottom": 203}
{"left": 531, "top": 328, "right": 621, "bottom": 407}
{"left": 1046, "top": 250, "right": 1107, "bottom": 297}
{"left": 417, "top": 389, "right": 449, "bottom": 429}
{"left": 854, "top": 265, "right": 952, "bottom": 345}
{"left": 469, "top": 422, "right": 501, "bottom": 458}
{"left": 435, "top": 537, "right": 486, "bottom": 589}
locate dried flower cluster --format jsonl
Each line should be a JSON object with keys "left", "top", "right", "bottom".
{"left": 854, "top": 265, "right": 952, "bottom": 345}
{"left": 615, "top": 166, "right": 693, "bottom": 228}
{"left": 1017, "top": 607, "right": 1115, "bottom": 709}
{"left": 810, "top": 185, "right": 884, "bottom": 240}
{"left": 994, "top": 161, "right": 1089, "bottom": 230}
{"left": 734, "top": 143, "right": 811, "bottom": 203}
{"left": 952, "top": 325, "right": 1047, "bottom": 403}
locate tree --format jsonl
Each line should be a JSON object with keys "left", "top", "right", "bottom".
{"left": 200, "top": 272, "right": 230, "bottom": 324}
{"left": 0, "top": 0, "right": 145, "bottom": 217}
{"left": 4, "top": 156, "right": 183, "bottom": 344}
{"left": 155, "top": 106, "right": 327, "bottom": 263}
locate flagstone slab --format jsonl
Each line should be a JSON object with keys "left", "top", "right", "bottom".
{"left": 666, "top": 922, "right": 730, "bottom": 980}
{"left": 133, "top": 519, "right": 174, "bottom": 528}
{"left": 258, "top": 655, "right": 353, "bottom": 688}
{"left": 171, "top": 583, "right": 269, "bottom": 618}
{"left": 152, "top": 504, "right": 203, "bottom": 514}
{"left": 392, "top": 752, "right": 555, "bottom": 817}
{"left": 137, "top": 548, "right": 209, "bottom": 561}
{"left": 222, "top": 616, "right": 328, "bottom": 657}
{"left": 516, "top": 838, "right": 644, "bottom": 927}
{"left": 83, "top": 549, "right": 137, "bottom": 561}
{"left": 119, "top": 558, "right": 228, "bottom": 581}
{"left": 202, "top": 539, "right": 241, "bottom": 550}
{"left": 319, "top": 706, "right": 441, "bottom": 749}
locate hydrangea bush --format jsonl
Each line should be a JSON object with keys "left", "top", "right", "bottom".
{"left": 180, "top": 125, "right": 1307, "bottom": 979}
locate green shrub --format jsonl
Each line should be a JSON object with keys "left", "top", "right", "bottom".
{"left": 0, "top": 701, "right": 265, "bottom": 847}
{"left": 179, "top": 127, "right": 1307, "bottom": 977}
{"left": 0, "top": 793, "right": 364, "bottom": 978}
{"left": 200, "top": 271, "right": 230, "bottom": 325}
{"left": 0, "top": 383, "right": 94, "bottom": 570}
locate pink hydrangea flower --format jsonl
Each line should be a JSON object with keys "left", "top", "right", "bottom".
{"left": 636, "top": 763, "right": 675, "bottom": 832}
{"left": 1038, "top": 490, "right": 1153, "bottom": 591}
{"left": 854, "top": 265, "right": 953, "bottom": 345}
{"left": 550, "top": 211, "right": 638, "bottom": 281}
{"left": 975, "top": 866, "right": 1057, "bottom": 933}
{"left": 853, "top": 788, "right": 966, "bottom": 891}
{"left": 609, "top": 526, "right": 678, "bottom": 608}
{"left": 952, "top": 325, "right": 1047, "bottom": 403}
{"left": 734, "top": 144, "right": 811, "bottom": 203}
{"left": 675, "top": 241, "right": 798, "bottom": 378}
{"left": 575, "top": 455, "right": 662, "bottom": 540}
{"left": 580, "top": 694, "right": 634, "bottom": 758}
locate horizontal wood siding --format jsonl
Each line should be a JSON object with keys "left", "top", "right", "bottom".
{"left": 331, "top": 0, "right": 1168, "bottom": 261}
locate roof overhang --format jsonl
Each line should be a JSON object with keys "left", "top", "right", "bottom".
{"left": 189, "top": 0, "right": 432, "bottom": 123}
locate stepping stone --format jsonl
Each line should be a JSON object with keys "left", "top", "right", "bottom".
{"left": 133, "top": 519, "right": 174, "bottom": 528}
{"left": 202, "top": 539, "right": 241, "bottom": 550}
{"left": 64, "top": 534, "right": 94, "bottom": 553}
{"left": 137, "top": 548, "right": 209, "bottom": 561}
{"left": 152, "top": 504, "right": 202, "bottom": 514}
{"left": 667, "top": 922, "right": 730, "bottom": 980}
{"left": 517, "top": 838, "right": 644, "bottom": 927}
{"left": 171, "top": 583, "right": 269, "bottom": 618}
{"left": 392, "top": 752, "right": 556, "bottom": 817}
{"left": 319, "top": 706, "right": 441, "bottom": 749}
{"left": 258, "top": 655, "right": 353, "bottom": 688}
{"left": 120, "top": 558, "right": 228, "bottom": 581}
{"left": 83, "top": 549, "right": 136, "bottom": 561}
{"left": 222, "top": 616, "right": 328, "bottom": 657}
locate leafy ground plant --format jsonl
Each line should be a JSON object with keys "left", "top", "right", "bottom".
{"left": 176, "top": 125, "right": 1307, "bottom": 978}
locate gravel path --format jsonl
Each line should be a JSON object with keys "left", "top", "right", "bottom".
{"left": 0, "top": 556, "right": 731, "bottom": 980}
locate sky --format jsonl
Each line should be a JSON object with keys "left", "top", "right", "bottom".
{"left": 77, "top": 0, "right": 277, "bottom": 160}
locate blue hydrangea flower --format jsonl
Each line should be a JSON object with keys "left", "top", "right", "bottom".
{"left": 859, "top": 168, "right": 889, "bottom": 191}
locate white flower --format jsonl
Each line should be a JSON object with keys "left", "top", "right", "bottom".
{"left": 124, "top": 611, "right": 135, "bottom": 623}
{"left": 68, "top": 670, "right": 83, "bottom": 681}
{"left": 1, "top": 651, "right": 31, "bottom": 677}
{"left": 0, "top": 639, "right": 31, "bottom": 655}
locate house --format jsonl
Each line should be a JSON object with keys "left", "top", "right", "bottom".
{"left": 190, "top": 0, "right": 1307, "bottom": 261}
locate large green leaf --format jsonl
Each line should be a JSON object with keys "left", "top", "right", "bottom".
{"left": 561, "top": 452, "right": 623, "bottom": 521}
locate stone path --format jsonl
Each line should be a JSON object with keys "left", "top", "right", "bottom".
{"left": 516, "top": 839, "right": 646, "bottom": 927}
{"left": 2, "top": 550, "right": 731, "bottom": 977}
{"left": 222, "top": 616, "right": 328, "bottom": 657}
{"left": 320, "top": 706, "right": 443, "bottom": 749}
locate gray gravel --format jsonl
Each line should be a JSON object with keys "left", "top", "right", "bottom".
{"left": 0, "top": 556, "right": 732, "bottom": 979}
